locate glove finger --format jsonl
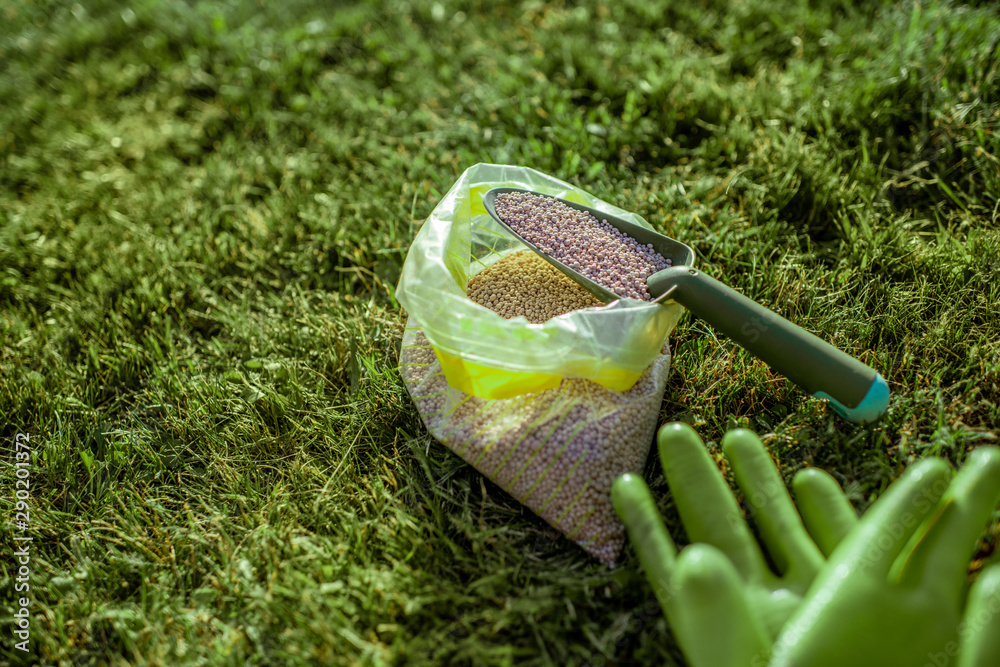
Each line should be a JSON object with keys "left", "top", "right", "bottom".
{"left": 769, "top": 461, "right": 954, "bottom": 667}
{"left": 832, "top": 457, "right": 952, "bottom": 576}
{"left": 723, "top": 429, "right": 824, "bottom": 591}
{"left": 792, "top": 467, "right": 858, "bottom": 557}
{"left": 957, "top": 564, "right": 1000, "bottom": 667}
{"left": 612, "top": 472, "right": 678, "bottom": 613}
{"left": 658, "top": 422, "right": 768, "bottom": 583}
{"left": 891, "top": 447, "right": 1000, "bottom": 607}
{"left": 672, "top": 543, "right": 773, "bottom": 667}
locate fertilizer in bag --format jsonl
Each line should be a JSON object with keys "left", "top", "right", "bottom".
{"left": 396, "top": 165, "right": 683, "bottom": 564}
{"left": 394, "top": 164, "right": 683, "bottom": 399}
{"left": 400, "top": 251, "right": 670, "bottom": 564}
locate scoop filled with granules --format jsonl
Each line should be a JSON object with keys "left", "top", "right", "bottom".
{"left": 483, "top": 187, "right": 890, "bottom": 424}
{"left": 493, "top": 191, "right": 671, "bottom": 301}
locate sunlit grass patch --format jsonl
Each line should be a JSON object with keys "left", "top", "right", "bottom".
{"left": 1, "top": 0, "right": 998, "bottom": 664}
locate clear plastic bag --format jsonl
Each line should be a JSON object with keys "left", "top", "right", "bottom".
{"left": 396, "top": 164, "right": 682, "bottom": 563}
{"left": 399, "top": 324, "right": 670, "bottom": 564}
{"left": 395, "top": 163, "right": 683, "bottom": 400}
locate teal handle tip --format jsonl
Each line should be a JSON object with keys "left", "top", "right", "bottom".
{"left": 815, "top": 373, "right": 889, "bottom": 424}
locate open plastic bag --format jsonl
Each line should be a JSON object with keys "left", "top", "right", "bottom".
{"left": 396, "top": 164, "right": 683, "bottom": 564}
{"left": 395, "top": 164, "right": 683, "bottom": 399}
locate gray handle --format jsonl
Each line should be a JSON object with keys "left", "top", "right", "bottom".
{"left": 649, "top": 267, "right": 888, "bottom": 423}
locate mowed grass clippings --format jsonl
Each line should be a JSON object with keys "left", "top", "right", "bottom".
{"left": 1, "top": 0, "right": 998, "bottom": 665}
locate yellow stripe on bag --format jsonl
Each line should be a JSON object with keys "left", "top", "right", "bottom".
{"left": 433, "top": 347, "right": 642, "bottom": 399}
{"left": 435, "top": 348, "right": 562, "bottom": 399}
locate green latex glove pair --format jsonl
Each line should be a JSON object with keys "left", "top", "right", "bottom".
{"left": 612, "top": 423, "right": 1000, "bottom": 667}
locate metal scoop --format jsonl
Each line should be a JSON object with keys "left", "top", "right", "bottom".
{"left": 482, "top": 187, "right": 888, "bottom": 424}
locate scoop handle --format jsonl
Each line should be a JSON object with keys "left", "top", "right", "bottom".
{"left": 649, "top": 267, "right": 888, "bottom": 423}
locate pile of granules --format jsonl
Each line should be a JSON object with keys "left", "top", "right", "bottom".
{"left": 493, "top": 192, "right": 671, "bottom": 301}
{"left": 398, "top": 250, "right": 669, "bottom": 565}
{"left": 467, "top": 251, "right": 602, "bottom": 322}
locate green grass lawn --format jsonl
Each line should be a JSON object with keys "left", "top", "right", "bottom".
{"left": 2, "top": 0, "right": 999, "bottom": 664}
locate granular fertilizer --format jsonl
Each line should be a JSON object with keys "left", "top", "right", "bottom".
{"left": 466, "top": 250, "right": 602, "bottom": 322}
{"left": 400, "top": 251, "right": 670, "bottom": 564}
{"left": 493, "top": 191, "right": 671, "bottom": 301}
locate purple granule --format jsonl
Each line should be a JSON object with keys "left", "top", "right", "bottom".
{"left": 494, "top": 192, "right": 672, "bottom": 301}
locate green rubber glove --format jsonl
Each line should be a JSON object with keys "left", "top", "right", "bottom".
{"left": 769, "top": 446, "right": 1000, "bottom": 667}
{"left": 611, "top": 423, "right": 858, "bottom": 667}
{"left": 959, "top": 562, "right": 1000, "bottom": 667}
